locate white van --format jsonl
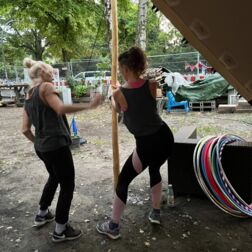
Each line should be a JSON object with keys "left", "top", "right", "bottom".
{"left": 74, "top": 71, "right": 111, "bottom": 86}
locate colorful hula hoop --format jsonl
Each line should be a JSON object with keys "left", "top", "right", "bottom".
{"left": 193, "top": 135, "right": 252, "bottom": 218}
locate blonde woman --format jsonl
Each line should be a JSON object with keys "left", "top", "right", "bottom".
{"left": 22, "top": 58, "right": 103, "bottom": 242}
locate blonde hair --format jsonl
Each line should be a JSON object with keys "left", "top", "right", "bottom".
{"left": 23, "top": 58, "right": 53, "bottom": 82}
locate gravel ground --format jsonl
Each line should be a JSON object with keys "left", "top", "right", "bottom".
{"left": 1, "top": 104, "right": 252, "bottom": 252}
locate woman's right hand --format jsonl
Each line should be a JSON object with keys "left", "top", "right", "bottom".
{"left": 89, "top": 93, "right": 104, "bottom": 109}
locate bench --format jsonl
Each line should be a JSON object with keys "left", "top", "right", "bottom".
{"left": 0, "top": 84, "right": 29, "bottom": 106}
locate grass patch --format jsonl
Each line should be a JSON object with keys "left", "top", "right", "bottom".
{"left": 197, "top": 125, "right": 223, "bottom": 138}
{"left": 89, "top": 137, "right": 107, "bottom": 147}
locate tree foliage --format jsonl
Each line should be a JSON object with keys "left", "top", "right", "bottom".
{"left": 0, "top": 0, "right": 193, "bottom": 65}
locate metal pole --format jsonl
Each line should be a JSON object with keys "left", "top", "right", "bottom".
{"left": 2, "top": 48, "right": 8, "bottom": 80}
{"left": 197, "top": 52, "right": 200, "bottom": 78}
{"left": 0, "top": 20, "right": 14, "bottom": 81}
{"left": 70, "top": 61, "right": 73, "bottom": 77}
{"left": 14, "top": 64, "right": 19, "bottom": 83}
{"left": 1, "top": 27, "right": 8, "bottom": 80}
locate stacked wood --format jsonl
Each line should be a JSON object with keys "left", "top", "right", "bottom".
{"left": 142, "top": 67, "right": 167, "bottom": 85}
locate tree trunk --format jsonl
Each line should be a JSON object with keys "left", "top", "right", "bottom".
{"left": 104, "top": 0, "right": 112, "bottom": 51}
{"left": 62, "top": 48, "right": 71, "bottom": 77}
{"left": 33, "top": 31, "right": 44, "bottom": 60}
{"left": 61, "top": 17, "right": 70, "bottom": 62}
{"left": 136, "top": 0, "right": 148, "bottom": 51}
{"left": 61, "top": 17, "right": 72, "bottom": 77}
{"left": 33, "top": 50, "right": 43, "bottom": 61}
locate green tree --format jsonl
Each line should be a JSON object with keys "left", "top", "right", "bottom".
{"left": 0, "top": 0, "right": 195, "bottom": 68}
{"left": 118, "top": 1, "right": 138, "bottom": 52}
{"left": 146, "top": 7, "right": 195, "bottom": 55}
{"left": 0, "top": 0, "right": 103, "bottom": 62}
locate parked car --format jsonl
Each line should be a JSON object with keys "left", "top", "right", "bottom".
{"left": 73, "top": 70, "right": 111, "bottom": 86}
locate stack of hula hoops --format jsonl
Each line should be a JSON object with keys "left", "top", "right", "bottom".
{"left": 193, "top": 134, "right": 252, "bottom": 218}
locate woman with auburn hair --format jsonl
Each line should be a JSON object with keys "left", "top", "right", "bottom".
{"left": 96, "top": 47, "right": 174, "bottom": 239}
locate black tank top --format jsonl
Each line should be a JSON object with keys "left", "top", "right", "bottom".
{"left": 120, "top": 80, "right": 163, "bottom": 137}
{"left": 24, "top": 85, "right": 71, "bottom": 152}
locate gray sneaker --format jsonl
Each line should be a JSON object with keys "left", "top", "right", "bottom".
{"left": 34, "top": 210, "right": 55, "bottom": 227}
{"left": 96, "top": 221, "right": 121, "bottom": 240}
{"left": 52, "top": 223, "right": 82, "bottom": 243}
{"left": 148, "top": 210, "right": 161, "bottom": 225}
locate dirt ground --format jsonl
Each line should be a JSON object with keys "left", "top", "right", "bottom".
{"left": 1, "top": 103, "right": 252, "bottom": 252}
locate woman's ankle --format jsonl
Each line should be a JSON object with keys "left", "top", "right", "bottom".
{"left": 109, "top": 220, "right": 119, "bottom": 229}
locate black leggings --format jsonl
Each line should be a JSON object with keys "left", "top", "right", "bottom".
{"left": 116, "top": 122, "right": 174, "bottom": 204}
{"left": 36, "top": 145, "right": 75, "bottom": 224}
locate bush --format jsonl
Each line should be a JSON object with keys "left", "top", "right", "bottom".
{"left": 72, "top": 85, "right": 90, "bottom": 98}
{"left": 66, "top": 76, "right": 79, "bottom": 89}
{"left": 66, "top": 77, "right": 93, "bottom": 98}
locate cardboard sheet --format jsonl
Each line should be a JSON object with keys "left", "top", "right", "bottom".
{"left": 152, "top": 0, "right": 252, "bottom": 103}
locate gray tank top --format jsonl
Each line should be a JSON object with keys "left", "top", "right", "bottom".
{"left": 24, "top": 85, "right": 71, "bottom": 152}
{"left": 120, "top": 80, "right": 163, "bottom": 137}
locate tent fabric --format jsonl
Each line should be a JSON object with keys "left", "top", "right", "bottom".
{"left": 175, "top": 73, "right": 229, "bottom": 101}
{"left": 164, "top": 72, "right": 190, "bottom": 93}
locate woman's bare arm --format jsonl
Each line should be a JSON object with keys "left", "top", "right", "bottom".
{"left": 42, "top": 83, "right": 102, "bottom": 115}
{"left": 22, "top": 109, "right": 35, "bottom": 143}
{"left": 111, "top": 96, "right": 121, "bottom": 113}
{"left": 149, "top": 80, "right": 157, "bottom": 99}
{"left": 112, "top": 88, "right": 128, "bottom": 113}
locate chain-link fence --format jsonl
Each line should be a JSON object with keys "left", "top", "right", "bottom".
{"left": 0, "top": 52, "right": 211, "bottom": 83}
{"left": 0, "top": 64, "right": 25, "bottom": 84}
{"left": 148, "top": 51, "right": 209, "bottom": 74}
{"left": 52, "top": 59, "right": 102, "bottom": 80}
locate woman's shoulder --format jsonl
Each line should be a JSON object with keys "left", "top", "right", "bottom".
{"left": 40, "top": 82, "right": 54, "bottom": 89}
{"left": 146, "top": 79, "right": 158, "bottom": 99}
{"left": 40, "top": 82, "right": 58, "bottom": 95}
{"left": 38, "top": 82, "right": 59, "bottom": 105}
{"left": 147, "top": 79, "right": 157, "bottom": 86}
{"left": 147, "top": 79, "right": 158, "bottom": 90}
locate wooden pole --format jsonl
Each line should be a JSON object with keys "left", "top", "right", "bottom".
{"left": 111, "top": 0, "right": 120, "bottom": 190}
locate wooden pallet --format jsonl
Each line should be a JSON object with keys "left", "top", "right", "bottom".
{"left": 189, "top": 100, "right": 216, "bottom": 111}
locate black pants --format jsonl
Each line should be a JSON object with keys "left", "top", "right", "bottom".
{"left": 116, "top": 122, "right": 174, "bottom": 204}
{"left": 36, "top": 145, "right": 75, "bottom": 224}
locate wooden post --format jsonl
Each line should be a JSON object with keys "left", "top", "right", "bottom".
{"left": 111, "top": 0, "right": 120, "bottom": 190}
